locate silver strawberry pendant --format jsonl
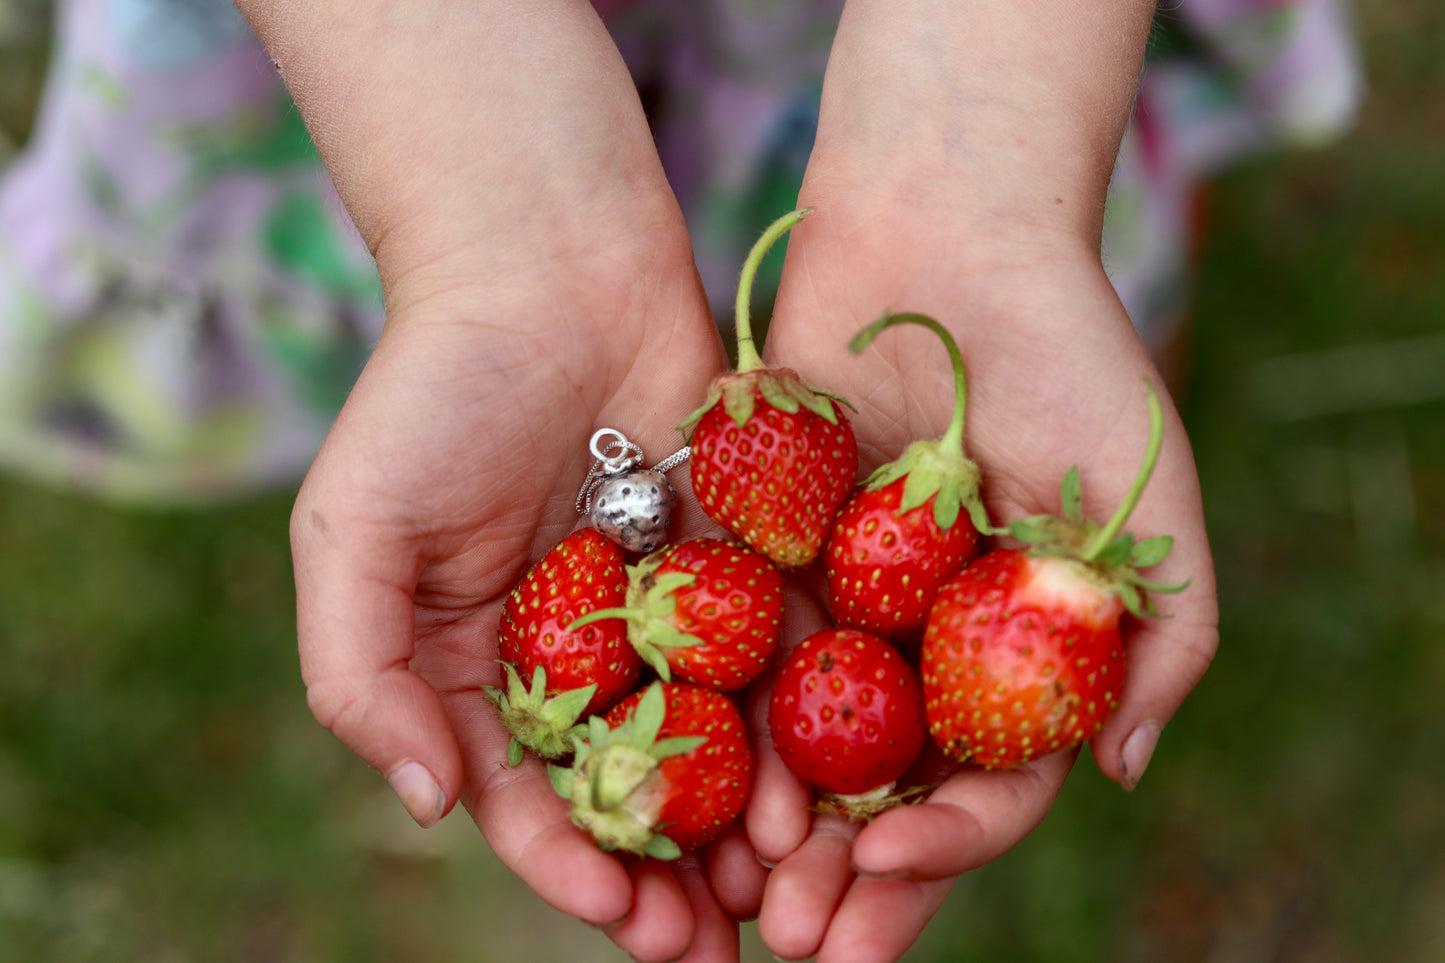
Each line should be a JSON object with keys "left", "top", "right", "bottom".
{"left": 576, "top": 429, "right": 689, "bottom": 553}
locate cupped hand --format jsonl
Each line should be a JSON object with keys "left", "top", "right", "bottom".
{"left": 289, "top": 208, "right": 766, "bottom": 959}
{"left": 743, "top": 191, "right": 1220, "bottom": 961}
{"left": 241, "top": 0, "right": 783, "bottom": 953}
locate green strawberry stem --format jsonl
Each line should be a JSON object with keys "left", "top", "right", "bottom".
{"left": 1080, "top": 381, "right": 1165, "bottom": 563}
{"left": 846, "top": 310, "right": 991, "bottom": 534}
{"left": 735, "top": 208, "right": 811, "bottom": 373}
{"left": 849, "top": 312, "right": 968, "bottom": 458}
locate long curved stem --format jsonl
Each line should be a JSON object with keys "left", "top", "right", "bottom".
{"left": 735, "top": 208, "right": 810, "bottom": 372}
{"left": 849, "top": 312, "right": 968, "bottom": 452}
{"left": 1082, "top": 381, "right": 1165, "bottom": 562}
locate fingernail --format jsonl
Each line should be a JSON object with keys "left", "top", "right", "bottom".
{"left": 854, "top": 866, "right": 910, "bottom": 880}
{"left": 756, "top": 853, "right": 777, "bottom": 869}
{"left": 1119, "top": 722, "right": 1162, "bottom": 792}
{"left": 387, "top": 760, "right": 446, "bottom": 828}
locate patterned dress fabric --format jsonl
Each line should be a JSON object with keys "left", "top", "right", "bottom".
{"left": 0, "top": 0, "right": 1361, "bottom": 502}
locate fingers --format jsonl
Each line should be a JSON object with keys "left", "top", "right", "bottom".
{"left": 851, "top": 750, "right": 1074, "bottom": 880}
{"left": 705, "top": 824, "right": 770, "bottom": 920}
{"left": 744, "top": 581, "right": 833, "bottom": 863}
{"left": 757, "top": 814, "right": 860, "bottom": 960}
{"left": 757, "top": 818, "right": 956, "bottom": 963}
{"left": 1090, "top": 415, "right": 1220, "bottom": 790}
{"left": 744, "top": 726, "right": 816, "bottom": 865}
{"left": 600, "top": 859, "right": 697, "bottom": 963}
{"left": 596, "top": 853, "right": 744, "bottom": 963}
{"left": 1093, "top": 591, "right": 1219, "bottom": 789}
{"left": 446, "top": 687, "right": 639, "bottom": 926}
{"left": 670, "top": 854, "right": 743, "bottom": 963}
{"left": 757, "top": 815, "right": 855, "bottom": 954}
{"left": 291, "top": 493, "right": 464, "bottom": 828}
{"left": 814, "top": 876, "right": 956, "bottom": 963}
{"left": 757, "top": 754, "right": 1071, "bottom": 961}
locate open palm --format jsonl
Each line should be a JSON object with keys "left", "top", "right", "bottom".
{"left": 744, "top": 196, "right": 1219, "bottom": 961}
{"left": 288, "top": 220, "right": 777, "bottom": 959}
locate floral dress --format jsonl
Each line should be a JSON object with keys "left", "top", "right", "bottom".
{"left": 0, "top": 0, "right": 1361, "bottom": 502}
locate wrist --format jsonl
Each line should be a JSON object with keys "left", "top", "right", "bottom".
{"left": 235, "top": 0, "right": 677, "bottom": 296}
{"left": 808, "top": 0, "right": 1156, "bottom": 245}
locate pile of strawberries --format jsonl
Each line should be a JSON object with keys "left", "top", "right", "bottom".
{"left": 485, "top": 210, "right": 1185, "bottom": 860}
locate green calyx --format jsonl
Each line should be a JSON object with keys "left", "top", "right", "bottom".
{"left": 568, "top": 556, "right": 704, "bottom": 683}
{"left": 482, "top": 662, "right": 598, "bottom": 767}
{"left": 678, "top": 208, "right": 852, "bottom": 440}
{"left": 547, "top": 683, "right": 705, "bottom": 860}
{"left": 850, "top": 312, "right": 993, "bottom": 535}
{"left": 679, "top": 366, "right": 850, "bottom": 440}
{"left": 1006, "top": 381, "right": 1189, "bottom": 618}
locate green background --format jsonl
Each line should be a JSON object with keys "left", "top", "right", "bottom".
{"left": 3, "top": 3, "right": 1444, "bottom": 960}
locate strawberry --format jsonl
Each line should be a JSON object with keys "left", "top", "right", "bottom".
{"left": 486, "top": 528, "right": 640, "bottom": 764}
{"left": 826, "top": 313, "right": 993, "bottom": 638}
{"left": 681, "top": 209, "right": 859, "bottom": 568}
{"left": 550, "top": 681, "right": 752, "bottom": 859}
{"left": 768, "top": 628, "right": 928, "bottom": 820}
{"left": 569, "top": 536, "right": 783, "bottom": 690}
{"left": 921, "top": 383, "right": 1187, "bottom": 769}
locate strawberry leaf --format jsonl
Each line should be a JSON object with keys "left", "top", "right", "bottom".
{"left": 789, "top": 379, "right": 845, "bottom": 424}
{"left": 967, "top": 498, "right": 1000, "bottom": 538}
{"left": 646, "top": 624, "right": 706, "bottom": 650}
{"left": 720, "top": 379, "right": 758, "bottom": 428}
{"left": 1009, "top": 516, "right": 1054, "bottom": 544}
{"left": 651, "top": 736, "right": 707, "bottom": 760}
{"left": 643, "top": 835, "right": 683, "bottom": 861}
{"left": 1094, "top": 534, "right": 1135, "bottom": 569}
{"left": 635, "top": 643, "right": 675, "bottom": 682}
{"left": 588, "top": 715, "right": 610, "bottom": 751}
{"left": 932, "top": 480, "right": 962, "bottom": 531}
{"left": 540, "top": 683, "right": 597, "bottom": 729}
{"left": 898, "top": 463, "right": 939, "bottom": 517}
{"left": 631, "top": 682, "right": 667, "bottom": 747}
{"left": 548, "top": 763, "right": 573, "bottom": 799}
{"left": 1133, "top": 575, "right": 1191, "bottom": 595}
{"left": 760, "top": 375, "right": 800, "bottom": 415}
{"left": 1060, "top": 467, "right": 1084, "bottom": 523}
{"left": 1118, "top": 581, "right": 1146, "bottom": 620}
{"left": 1129, "top": 535, "right": 1174, "bottom": 568}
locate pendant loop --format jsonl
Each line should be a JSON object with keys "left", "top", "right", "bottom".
{"left": 575, "top": 428, "right": 691, "bottom": 552}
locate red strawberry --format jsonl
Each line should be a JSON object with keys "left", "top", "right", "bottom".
{"left": 570, "top": 536, "right": 784, "bottom": 690}
{"left": 826, "top": 313, "right": 994, "bottom": 637}
{"left": 681, "top": 209, "right": 859, "bottom": 568}
{"left": 487, "top": 528, "right": 640, "bottom": 764}
{"left": 922, "top": 384, "right": 1187, "bottom": 769}
{"left": 768, "top": 628, "right": 928, "bottom": 819}
{"left": 550, "top": 682, "right": 752, "bottom": 858}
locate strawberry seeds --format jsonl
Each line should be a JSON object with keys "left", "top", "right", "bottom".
{"left": 485, "top": 209, "right": 1187, "bottom": 858}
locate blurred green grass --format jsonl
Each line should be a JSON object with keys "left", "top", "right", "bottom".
{"left": 3, "top": 3, "right": 1445, "bottom": 961}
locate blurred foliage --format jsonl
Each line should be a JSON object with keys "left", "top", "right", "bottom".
{"left": 3, "top": 2, "right": 1445, "bottom": 962}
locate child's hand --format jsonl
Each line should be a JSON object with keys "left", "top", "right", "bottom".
{"left": 239, "top": 1, "right": 764, "bottom": 956}
{"left": 742, "top": 188, "right": 1218, "bottom": 960}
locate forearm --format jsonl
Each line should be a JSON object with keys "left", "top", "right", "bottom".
{"left": 232, "top": 0, "right": 676, "bottom": 300}
{"left": 811, "top": 0, "right": 1156, "bottom": 246}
